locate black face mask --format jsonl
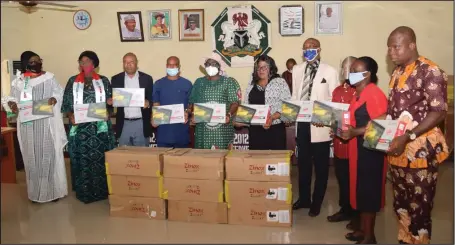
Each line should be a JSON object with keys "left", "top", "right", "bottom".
{"left": 27, "top": 63, "right": 42, "bottom": 73}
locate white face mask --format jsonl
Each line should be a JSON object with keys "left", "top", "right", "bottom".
{"left": 205, "top": 66, "right": 219, "bottom": 77}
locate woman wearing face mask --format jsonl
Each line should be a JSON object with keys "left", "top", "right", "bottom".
{"left": 238, "top": 55, "right": 291, "bottom": 150}
{"left": 189, "top": 52, "right": 241, "bottom": 149}
{"left": 61, "top": 50, "right": 115, "bottom": 204}
{"left": 2, "top": 51, "right": 68, "bottom": 203}
{"left": 340, "top": 56, "right": 388, "bottom": 244}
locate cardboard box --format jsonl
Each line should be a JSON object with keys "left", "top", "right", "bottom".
{"left": 109, "top": 195, "right": 166, "bottom": 220}
{"left": 228, "top": 203, "right": 292, "bottom": 227}
{"left": 107, "top": 175, "right": 162, "bottom": 198}
{"left": 168, "top": 200, "right": 228, "bottom": 224}
{"left": 105, "top": 147, "right": 173, "bottom": 177}
{"left": 225, "top": 150, "right": 292, "bottom": 182}
{"left": 162, "top": 178, "right": 224, "bottom": 203}
{"left": 225, "top": 180, "right": 292, "bottom": 206}
{"left": 163, "top": 149, "right": 227, "bottom": 180}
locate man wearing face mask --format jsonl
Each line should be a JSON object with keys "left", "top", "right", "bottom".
{"left": 111, "top": 52, "right": 153, "bottom": 147}
{"left": 152, "top": 56, "right": 192, "bottom": 148}
{"left": 291, "top": 38, "right": 338, "bottom": 217}
{"left": 327, "top": 56, "right": 358, "bottom": 225}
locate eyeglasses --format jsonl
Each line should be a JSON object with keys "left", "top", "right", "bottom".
{"left": 257, "top": 65, "right": 269, "bottom": 71}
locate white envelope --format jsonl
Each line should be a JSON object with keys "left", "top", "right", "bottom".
{"left": 196, "top": 103, "right": 226, "bottom": 124}
{"left": 18, "top": 101, "right": 51, "bottom": 123}
{"left": 154, "top": 104, "right": 185, "bottom": 124}
{"left": 74, "top": 103, "right": 104, "bottom": 124}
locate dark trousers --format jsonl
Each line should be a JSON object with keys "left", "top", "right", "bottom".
{"left": 334, "top": 157, "right": 353, "bottom": 213}
{"left": 297, "top": 122, "right": 330, "bottom": 208}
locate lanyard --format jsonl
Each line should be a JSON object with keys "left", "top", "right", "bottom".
{"left": 20, "top": 77, "right": 32, "bottom": 102}
{"left": 72, "top": 78, "right": 105, "bottom": 105}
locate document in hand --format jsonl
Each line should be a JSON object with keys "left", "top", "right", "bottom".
{"left": 32, "top": 98, "right": 54, "bottom": 116}
{"left": 194, "top": 103, "right": 226, "bottom": 124}
{"left": 152, "top": 104, "right": 185, "bottom": 125}
{"left": 247, "top": 104, "right": 271, "bottom": 125}
{"left": 281, "top": 100, "right": 313, "bottom": 122}
{"left": 113, "top": 88, "right": 145, "bottom": 107}
{"left": 74, "top": 103, "right": 106, "bottom": 124}
{"left": 19, "top": 100, "right": 52, "bottom": 122}
{"left": 363, "top": 119, "right": 407, "bottom": 152}
{"left": 235, "top": 105, "right": 256, "bottom": 125}
{"left": 312, "top": 101, "right": 350, "bottom": 127}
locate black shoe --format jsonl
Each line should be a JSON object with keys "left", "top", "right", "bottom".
{"left": 308, "top": 205, "right": 321, "bottom": 217}
{"left": 52, "top": 198, "right": 60, "bottom": 203}
{"left": 345, "top": 232, "right": 364, "bottom": 242}
{"left": 327, "top": 209, "right": 351, "bottom": 222}
{"left": 292, "top": 199, "right": 311, "bottom": 210}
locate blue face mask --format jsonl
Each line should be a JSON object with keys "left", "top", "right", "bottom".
{"left": 166, "top": 68, "right": 179, "bottom": 76}
{"left": 303, "top": 49, "right": 319, "bottom": 62}
{"left": 348, "top": 72, "right": 368, "bottom": 86}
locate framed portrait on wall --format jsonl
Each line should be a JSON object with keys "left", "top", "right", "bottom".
{"left": 178, "top": 9, "right": 205, "bottom": 41}
{"left": 314, "top": 1, "right": 343, "bottom": 35}
{"left": 148, "top": 10, "right": 171, "bottom": 40}
{"left": 279, "top": 5, "right": 304, "bottom": 36}
{"left": 117, "top": 11, "right": 145, "bottom": 42}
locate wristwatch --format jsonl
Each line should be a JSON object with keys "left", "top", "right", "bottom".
{"left": 405, "top": 130, "right": 417, "bottom": 141}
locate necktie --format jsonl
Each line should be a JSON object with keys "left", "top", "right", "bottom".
{"left": 300, "top": 62, "right": 319, "bottom": 101}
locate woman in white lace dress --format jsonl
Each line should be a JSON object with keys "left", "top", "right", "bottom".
{"left": 2, "top": 51, "right": 68, "bottom": 203}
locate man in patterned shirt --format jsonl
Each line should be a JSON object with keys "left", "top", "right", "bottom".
{"left": 387, "top": 26, "right": 449, "bottom": 244}
{"left": 327, "top": 56, "right": 357, "bottom": 225}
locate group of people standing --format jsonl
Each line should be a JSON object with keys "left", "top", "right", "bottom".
{"left": 1, "top": 25, "right": 450, "bottom": 244}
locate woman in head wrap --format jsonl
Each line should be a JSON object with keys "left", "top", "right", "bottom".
{"left": 61, "top": 50, "right": 115, "bottom": 204}
{"left": 2, "top": 51, "right": 68, "bottom": 203}
{"left": 150, "top": 12, "right": 169, "bottom": 36}
{"left": 189, "top": 52, "right": 241, "bottom": 149}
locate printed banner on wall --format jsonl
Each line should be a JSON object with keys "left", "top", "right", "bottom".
{"left": 211, "top": 5, "right": 272, "bottom": 67}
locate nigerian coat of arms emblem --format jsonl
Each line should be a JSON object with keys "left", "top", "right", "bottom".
{"left": 211, "top": 5, "right": 272, "bottom": 67}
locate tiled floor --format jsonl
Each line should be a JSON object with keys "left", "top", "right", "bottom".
{"left": 1, "top": 160, "right": 453, "bottom": 244}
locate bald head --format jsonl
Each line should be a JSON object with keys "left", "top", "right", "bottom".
{"left": 389, "top": 26, "right": 417, "bottom": 43}
{"left": 303, "top": 38, "right": 321, "bottom": 49}
{"left": 387, "top": 26, "right": 419, "bottom": 66}
{"left": 167, "top": 56, "right": 180, "bottom": 66}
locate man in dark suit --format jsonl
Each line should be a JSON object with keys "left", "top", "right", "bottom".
{"left": 111, "top": 52, "right": 153, "bottom": 146}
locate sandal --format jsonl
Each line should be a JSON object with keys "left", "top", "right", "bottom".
{"left": 345, "top": 232, "right": 364, "bottom": 242}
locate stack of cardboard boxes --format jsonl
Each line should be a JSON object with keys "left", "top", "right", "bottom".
{"left": 162, "top": 149, "right": 229, "bottom": 224}
{"left": 225, "top": 150, "right": 293, "bottom": 227}
{"left": 105, "top": 147, "right": 172, "bottom": 219}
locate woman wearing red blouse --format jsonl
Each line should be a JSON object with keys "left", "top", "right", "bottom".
{"left": 340, "top": 57, "right": 388, "bottom": 244}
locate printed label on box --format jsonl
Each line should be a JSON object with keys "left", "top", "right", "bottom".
{"left": 277, "top": 162, "right": 290, "bottom": 176}
{"left": 278, "top": 210, "right": 291, "bottom": 224}
{"left": 266, "top": 211, "right": 279, "bottom": 222}
{"left": 266, "top": 188, "right": 278, "bottom": 199}
{"left": 265, "top": 164, "right": 278, "bottom": 175}
{"left": 277, "top": 187, "right": 288, "bottom": 201}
